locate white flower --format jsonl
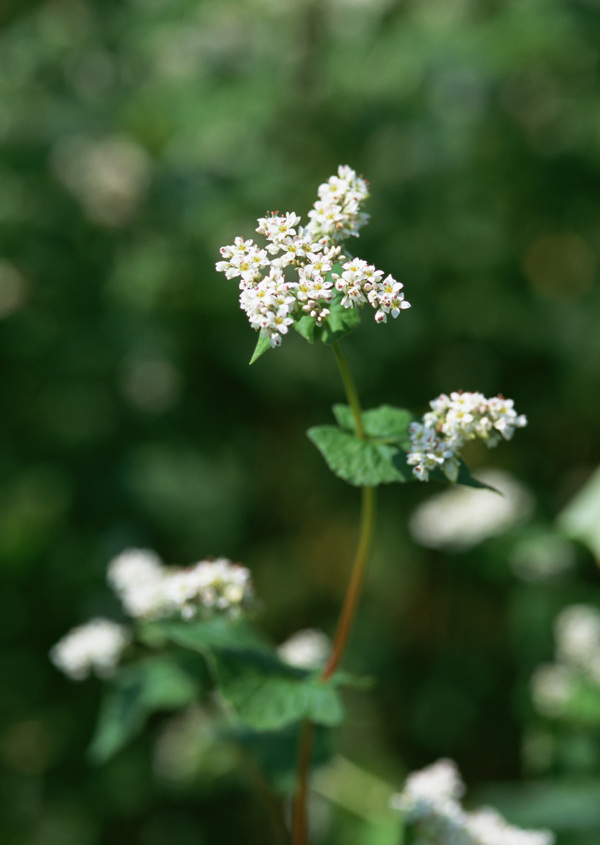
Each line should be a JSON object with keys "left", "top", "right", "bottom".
{"left": 306, "top": 165, "right": 370, "bottom": 242}
{"left": 161, "top": 558, "right": 253, "bottom": 620}
{"left": 107, "top": 548, "right": 168, "bottom": 619}
{"left": 409, "top": 469, "right": 534, "bottom": 551}
{"left": 216, "top": 166, "right": 409, "bottom": 346}
{"left": 50, "top": 618, "right": 131, "bottom": 681}
{"left": 465, "top": 807, "right": 555, "bottom": 845}
{"left": 391, "top": 760, "right": 555, "bottom": 845}
{"left": 108, "top": 549, "right": 254, "bottom": 622}
{"left": 407, "top": 392, "right": 527, "bottom": 482}
{"left": 277, "top": 629, "right": 331, "bottom": 670}
{"left": 554, "top": 604, "right": 600, "bottom": 673}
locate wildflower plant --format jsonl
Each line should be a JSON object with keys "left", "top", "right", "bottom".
{"left": 50, "top": 167, "right": 539, "bottom": 844}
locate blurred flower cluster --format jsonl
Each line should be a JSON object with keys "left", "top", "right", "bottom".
{"left": 531, "top": 603, "right": 600, "bottom": 719}
{"left": 50, "top": 549, "right": 253, "bottom": 681}
{"left": 391, "top": 759, "right": 554, "bottom": 845}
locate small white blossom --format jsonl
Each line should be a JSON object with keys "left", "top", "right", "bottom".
{"left": 107, "top": 549, "right": 254, "bottom": 622}
{"left": 50, "top": 618, "right": 131, "bottom": 680}
{"left": 107, "top": 548, "right": 168, "bottom": 619}
{"left": 277, "top": 629, "right": 331, "bottom": 670}
{"left": 161, "top": 558, "right": 253, "bottom": 620}
{"left": 407, "top": 392, "right": 527, "bottom": 482}
{"left": 391, "top": 760, "right": 555, "bottom": 845}
{"left": 305, "top": 165, "right": 370, "bottom": 242}
{"left": 465, "top": 807, "right": 555, "bottom": 845}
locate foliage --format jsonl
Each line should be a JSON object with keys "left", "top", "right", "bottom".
{"left": 3, "top": 0, "right": 600, "bottom": 844}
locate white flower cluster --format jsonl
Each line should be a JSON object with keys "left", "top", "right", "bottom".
{"left": 49, "top": 618, "right": 131, "bottom": 681}
{"left": 305, "top": 164, "right": 370, "bottom": 242}
{"left": 531, "top": 603, "right": 600, "bottom": 718}
{"left": 107, "top": 548, "right": 253, "bottom": 621}
{"left": 50, "top": 550, "right": 254, "bottom": 681}
{"left": 407, "top": 391, "right": 528, "bottom": 482}
{"left": 216, "top": 166, "right": 410, "bottom": 348}
{"left": 391, "top": 759, "right": 555, "bottom": 845}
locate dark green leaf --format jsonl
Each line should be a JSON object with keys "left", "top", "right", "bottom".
{"left": 249, "top": 333, "right": 272, "bottom": 364}
{"left": 333, "top": 404, "right": 414, "bottom": 444}
{"left": 294, "top": 314, "right": 318, "bottom": 342}
{"left": 320, "top": 295, "right": 361, "bottom": 345}
{"left": 154, "top": 615, "right": 269, "bottom": 655}
{"left": 212, "top": 650, "right": 344, "bottom": 731}
{"left": 426, "top": 459, "right": 501, "bottom": 491}
{"left": 88, "top": 657, "right": 198, "bottom": 763}
{"left": 307, "top": 426, "right": 409, "bottom": 486}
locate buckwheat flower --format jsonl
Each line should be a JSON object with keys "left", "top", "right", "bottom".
{"left": 406, "top": 421, "right": 460, "bottom": 482}
{"left": 216, "top": 167, "right": 409, "bottom": 347}
{"left": 409, "top": 469, "right": 534, "bottom": 551}
{"left": 216, "top": 237, "right": 268, "bottom": 283}
{"left": 408, "top": 392, "right": 527, "bottom": 482}
{"left": 107, "top": 547, "right": 169, "bottom": 619}
{"left": 306, "top": 165, "right": 370, "bottom": 241}
{"left": 50, "top": 618, "right": 131, "bottom": 680}
{"left": 161, "top": 558, "right": 253, "bottom": 620}
{"left": 277, "top": 629, "right": 331, "bottom": 670}
{"left": 369, "top": 274, "right": 411, "bottom": 323}
{"left": 465, "top": 808, "right": 554, "bottom": 845}
{"left": 391, "top": 759, "right": 465, "bottom": 818}
{"left": 256, "top": 212, "right": 302, "bottom": 246}
{"left": 391, "top": 760, "right": 555, "bottom": 845}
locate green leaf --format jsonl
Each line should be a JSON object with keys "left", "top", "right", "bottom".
{"left": 212, "top": 650, "right": 344, "bottom": 731}
{"left": 294, "top": 314, "right": 319, "bottom": 343}
{"left": 307, "top": 426, "right": 409, "bottom": 486}
{"left": 293, "top": 292, "right": 360, "bottom": 347}
{"left": 423, "top": 459, "right": 501, "bottom": 491}
{"left": 320, "top": 295, "right": 361, "bottom": 345}
{"left": 249, "top": 333, "right": 272, "bottom": 364}
{"left": 333, "top": 404, "right": 413, "bottom": 444}
{"left": 153, "top": 615, "right": 269, "bottom": 655}
{"left": 88, "top": 657, "right": 198, "bottom": 763}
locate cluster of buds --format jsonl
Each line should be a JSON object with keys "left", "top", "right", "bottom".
{"left": 407, "top": 391, "right": 527, "bottom": 482}
{"left": 216, "top": 166, "right": 410, "bottom": 348}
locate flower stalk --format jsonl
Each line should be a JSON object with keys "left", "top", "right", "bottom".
{"left": 291, "top": 341, "right": 376, "bottom": 845}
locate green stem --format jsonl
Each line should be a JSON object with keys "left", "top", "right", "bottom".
{"left": 321, "top": 484, "right": 376, "bottom": 681}
{"left": 290, "top": 341, "right": 377, "bottom": 845}
{"left": 332, "top": 341, "right": 365, "bottom": 438}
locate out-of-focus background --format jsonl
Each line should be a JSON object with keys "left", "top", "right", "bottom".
{"left": 3, "top": 0, "right": 600, "bottom": 842}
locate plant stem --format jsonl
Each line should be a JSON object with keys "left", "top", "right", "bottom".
{"left": 291, "top": 720, "right": 315, "bottom": 845}
{"left": 332, "top": 341, "right": 365, "bottom": 438}
{"left": 321, "top": 483, "right": 376, "bottom": 681}
{"left": 290, "top": 341, "right": 377, "bottom": 845}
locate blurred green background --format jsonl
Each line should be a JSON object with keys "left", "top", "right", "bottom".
{"left": 2, "top": 0, "right": 600, "bottom": 842}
